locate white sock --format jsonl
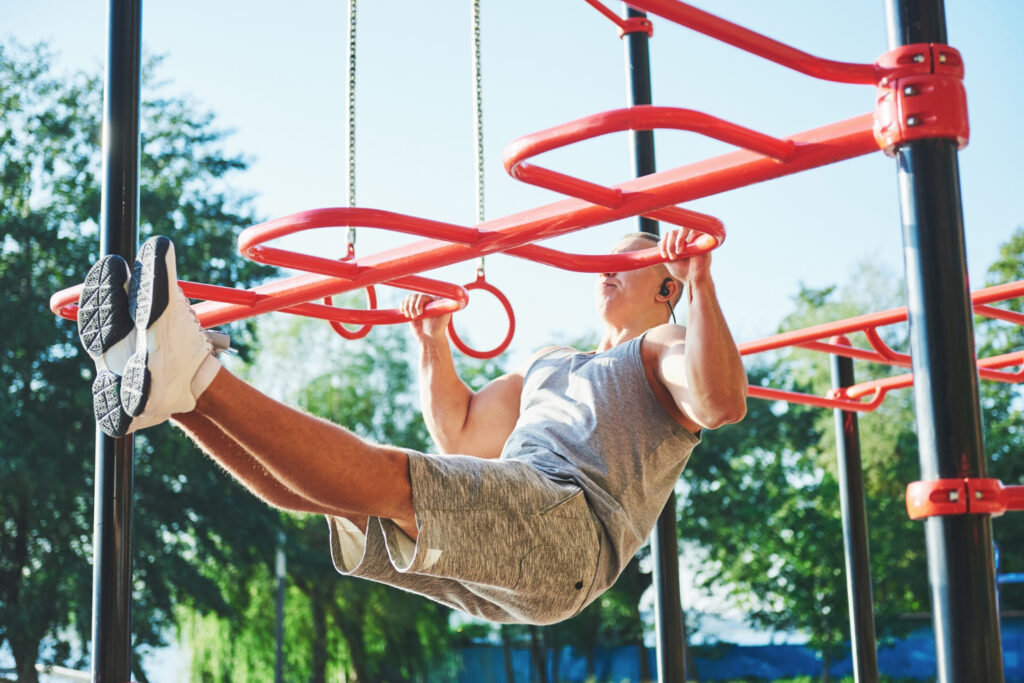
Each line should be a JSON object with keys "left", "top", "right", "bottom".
{"left": 190, "top": 354, "right": 221, "bottom": 399}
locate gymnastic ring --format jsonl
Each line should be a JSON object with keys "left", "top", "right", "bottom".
{"left": 324, "top": 285, "right": 378, "bottom": 340}
{"left": 447, "top": 276, "right": 516, "bottom": 359}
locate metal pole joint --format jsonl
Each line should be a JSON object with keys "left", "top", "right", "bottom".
{"left": 582, "top": 0, "right": 654, "bottom": 38}
{"left": 873, "top": 44, "right": 968, "bottom": 156}
{"left": 907, "top": 478, "right": 1024, "bottom": 520}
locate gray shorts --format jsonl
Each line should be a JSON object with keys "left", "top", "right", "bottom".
{"left": 326, "top": 451, "right": 606, "bottom": 625}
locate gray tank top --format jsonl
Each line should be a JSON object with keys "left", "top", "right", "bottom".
{"left": 500, "top": 334, "right": 700, "bottom": 579}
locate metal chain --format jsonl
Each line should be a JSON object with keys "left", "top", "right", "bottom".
{"left": 472, "top": 0, "right": 485, "bottom": 275}
{"left": 346, "top": 0, "right": 358, "bottom": 249}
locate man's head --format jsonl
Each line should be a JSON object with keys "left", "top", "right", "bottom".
{"left": 595, "top": 232, "right": 683, "bottom": 328}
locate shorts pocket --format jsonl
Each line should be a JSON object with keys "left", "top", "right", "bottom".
{"left": 517, "top": 543, "right": 593, "bottom": 624}
{"left": 513, "top": 489, "right": 600, "bottom": 623}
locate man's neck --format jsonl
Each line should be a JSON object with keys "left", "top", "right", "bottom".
{"left": 596, "top": 321, "right": 655, "bottom": 352}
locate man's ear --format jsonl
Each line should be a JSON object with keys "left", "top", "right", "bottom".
{"left": 657, "top": 277, "right": 678, "bottom": 302}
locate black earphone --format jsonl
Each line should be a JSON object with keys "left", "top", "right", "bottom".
{"left": 660, "top": 278, "right": 677, "bottom": 323}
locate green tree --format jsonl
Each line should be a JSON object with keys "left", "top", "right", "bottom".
{"left": 679, "top": 263, "right": 930, "bottom": 678}
{"left": 0, "top": 41, "right": 274, "bottom": 682}
{"left": 976, "top": 225, "right": 1024, "bottom": 612}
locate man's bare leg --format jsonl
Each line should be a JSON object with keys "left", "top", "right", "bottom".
{"left": 76, "top": 235, "right": 412, "bottom": 535}
{"left": 173, "top": 411, "right": 370, "bottom": 531}
{"left": 187, "top": 367, "right": 418, "bottom": 539}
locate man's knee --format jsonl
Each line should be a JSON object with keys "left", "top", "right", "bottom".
{"left": 371, "top": 446, "right": 416, "bottom": 528}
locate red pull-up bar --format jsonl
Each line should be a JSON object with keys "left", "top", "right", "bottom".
{"left": 739, "top": 280, "right": 1024, "bottom": 412}
{"left": 52, "top": 0, "right": 969, "bottom": 361}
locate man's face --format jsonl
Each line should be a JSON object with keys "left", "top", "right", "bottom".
{"left": 595, "top": 237, "right": 665, "bottom": 321}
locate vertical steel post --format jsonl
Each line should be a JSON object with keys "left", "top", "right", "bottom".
{"left": 883, "top": 1, "right": 1004, "bottom": 681}
{"left": 830, "top": 339, "right": 879, "bottom": 683}
{"left": 275, "top": 531, "right": 287, "bottom": 683}
{"left": 92, "top": 1, "right": 142, "bottom": 680}
{"left": 622, "top": 5, "right": 686, "bottom": 681}
{"left": 624, "top": 7, "right": 659, "bottom": 237}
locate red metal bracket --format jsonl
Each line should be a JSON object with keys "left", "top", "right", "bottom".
{"left": 906, "top": 478, "right": 1024, "bottom": 520}
{"left": 583, "top": 0, "right": 654, "bottom": 38}
{"left": 873, "top": 44, "right": 969, "bottom": 156}
{"left": 619, "top": 17, "right": 654, "bottom": 38}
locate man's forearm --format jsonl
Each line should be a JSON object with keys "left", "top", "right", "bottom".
{"left": 418, "top": 335, "right": 474, "bottom": 453}
{"left": 682, "top": 275, "right": 747, "bottom": 426}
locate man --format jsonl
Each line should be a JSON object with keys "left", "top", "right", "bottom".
{"left": 77, "top": 228, "right": 746, "bottom": 625}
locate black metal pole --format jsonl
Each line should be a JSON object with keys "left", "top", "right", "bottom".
{"left": 830, "top": 342, "right": 879, "bottom": 683}
{"left": 275, "top": 531, "right": 286, "bottom": 683}
{"left": 92, "top": 1, "right": 142, "bottom": 681}
{"left": 883, "top": 2, "right": 1004, "bottom": 681}
{"left": 624, "top": 7, "right": 659, "bottom": 237}
{"left": 622, "top": 5, "right": 686, "bottom": 682}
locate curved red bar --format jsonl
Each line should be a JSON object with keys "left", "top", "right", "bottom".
{"left": 49, "top": 271, "right": 469, "bottom": 329}
{"left": 506, "top": 239, "right": 719, "bottom": 273}
{"left": 505, "top": 107, "right": 795, "bottom": 173}
{"left": 239, "top": 207, "right": 481, "bottom": 274}
{"left": 504, "top": 106, "right": 785, "bottom": 247}
{"left": 623, "top": 0, "right": 880, "bottom": 84}
{"left": 50, "top": 280, "right": 262, "bottom": 323}
{"left": 740, "top": 280, "right": 1024, "bottom": 412}
{"left": 747, "top": 385, "right": 886, "bottom": 413}
{"left": 53, "top": 112, "right": 878, "bottom": 331}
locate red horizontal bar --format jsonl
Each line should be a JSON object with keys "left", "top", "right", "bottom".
{"left": 504, "top": 107, "right": 795, "bottom": 222}
{"left": 739, "top": 280, "right": 1024, "bottom": 357}
{"left": 163, "top": 113, "right": 879, "bottom": 329}
{"left": 624, "top": 0, "right": 882, "bottom": 84}
{"left": 975, "top": 303, "right": 1024, "bottom": 327}
{"left": 748, "top": 384, "right": 886, "bottom": 413}
{"left": 739, "top": 281, "right": 1024, "bottom": 411}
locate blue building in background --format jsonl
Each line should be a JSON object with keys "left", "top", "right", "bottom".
{"left": 450, "top": 617, "right": 1024, "bottom": 682}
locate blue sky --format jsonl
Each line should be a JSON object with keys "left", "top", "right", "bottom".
{"left": 7, "top": 0, "right": 1023, "bottom": 366}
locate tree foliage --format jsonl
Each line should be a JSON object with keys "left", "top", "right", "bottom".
{"left": 680, "top": 245, "right": 1024, "bottom": 668}
{"left": 679, "top": 262, "right": 931, "bottom": 664}
{"left": 0, "top": 40, "right": 273, "bottom": 682}
{"left": 977, "top": 225, "right": 1024, "bottom": 611}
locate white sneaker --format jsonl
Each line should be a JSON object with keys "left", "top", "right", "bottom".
{"left": 120, "top": 236, "right": 220, "bottom": 423}
{"left": 78, "top": 254, "right": 167, "bottom": 437}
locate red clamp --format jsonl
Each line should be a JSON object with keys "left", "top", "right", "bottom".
{"left": 619, "top": 17, "right": 654, "bottom": 38}
{"left": 583, "top": 0, "right": 654, "bottom": 38}
{"left": 873, "top": 43, "right": 969, "bottom": 156}
{"left": 906, "top": 478, "right": 1024, "bottom": 520}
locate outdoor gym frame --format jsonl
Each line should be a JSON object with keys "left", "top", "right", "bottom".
{"left": 57, "top": 1, "right": 1022, "bottom": 681}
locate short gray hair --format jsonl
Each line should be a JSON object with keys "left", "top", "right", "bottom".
{"left": 617, "top": 232, "right": 684, "bottom": 310}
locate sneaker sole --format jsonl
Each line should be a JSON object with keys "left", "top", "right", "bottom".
{"left": 92, "top": 371, "right": 135, "bottom": 437}
{"left": 79, "top": 255, "right": 136, "bottom": 437}
{"left": 122, "top": 236, "right": 173, "bottom": 417}
{"left": 78, "top": 254, "right": 134, "bottom": 358}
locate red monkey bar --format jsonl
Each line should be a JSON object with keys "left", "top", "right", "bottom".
{"left": 738, "top": 279, "right": 1024, "bottom": 412}
{"left": 53, "top": 0, "right": 969, "bottom": 360}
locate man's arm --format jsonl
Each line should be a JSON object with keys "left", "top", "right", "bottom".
{"left": 652, "top": 230, "right": 747, "bottom": 430}
{"left": 402, "top": 294, "right": 525, "bottom": 459}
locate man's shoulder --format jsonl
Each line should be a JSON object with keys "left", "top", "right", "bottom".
{"left": 643, "top": 323, "right": 686, "bottom": 347}
{"left": 513, "top": 345, "right": 566, "bottom": 376}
